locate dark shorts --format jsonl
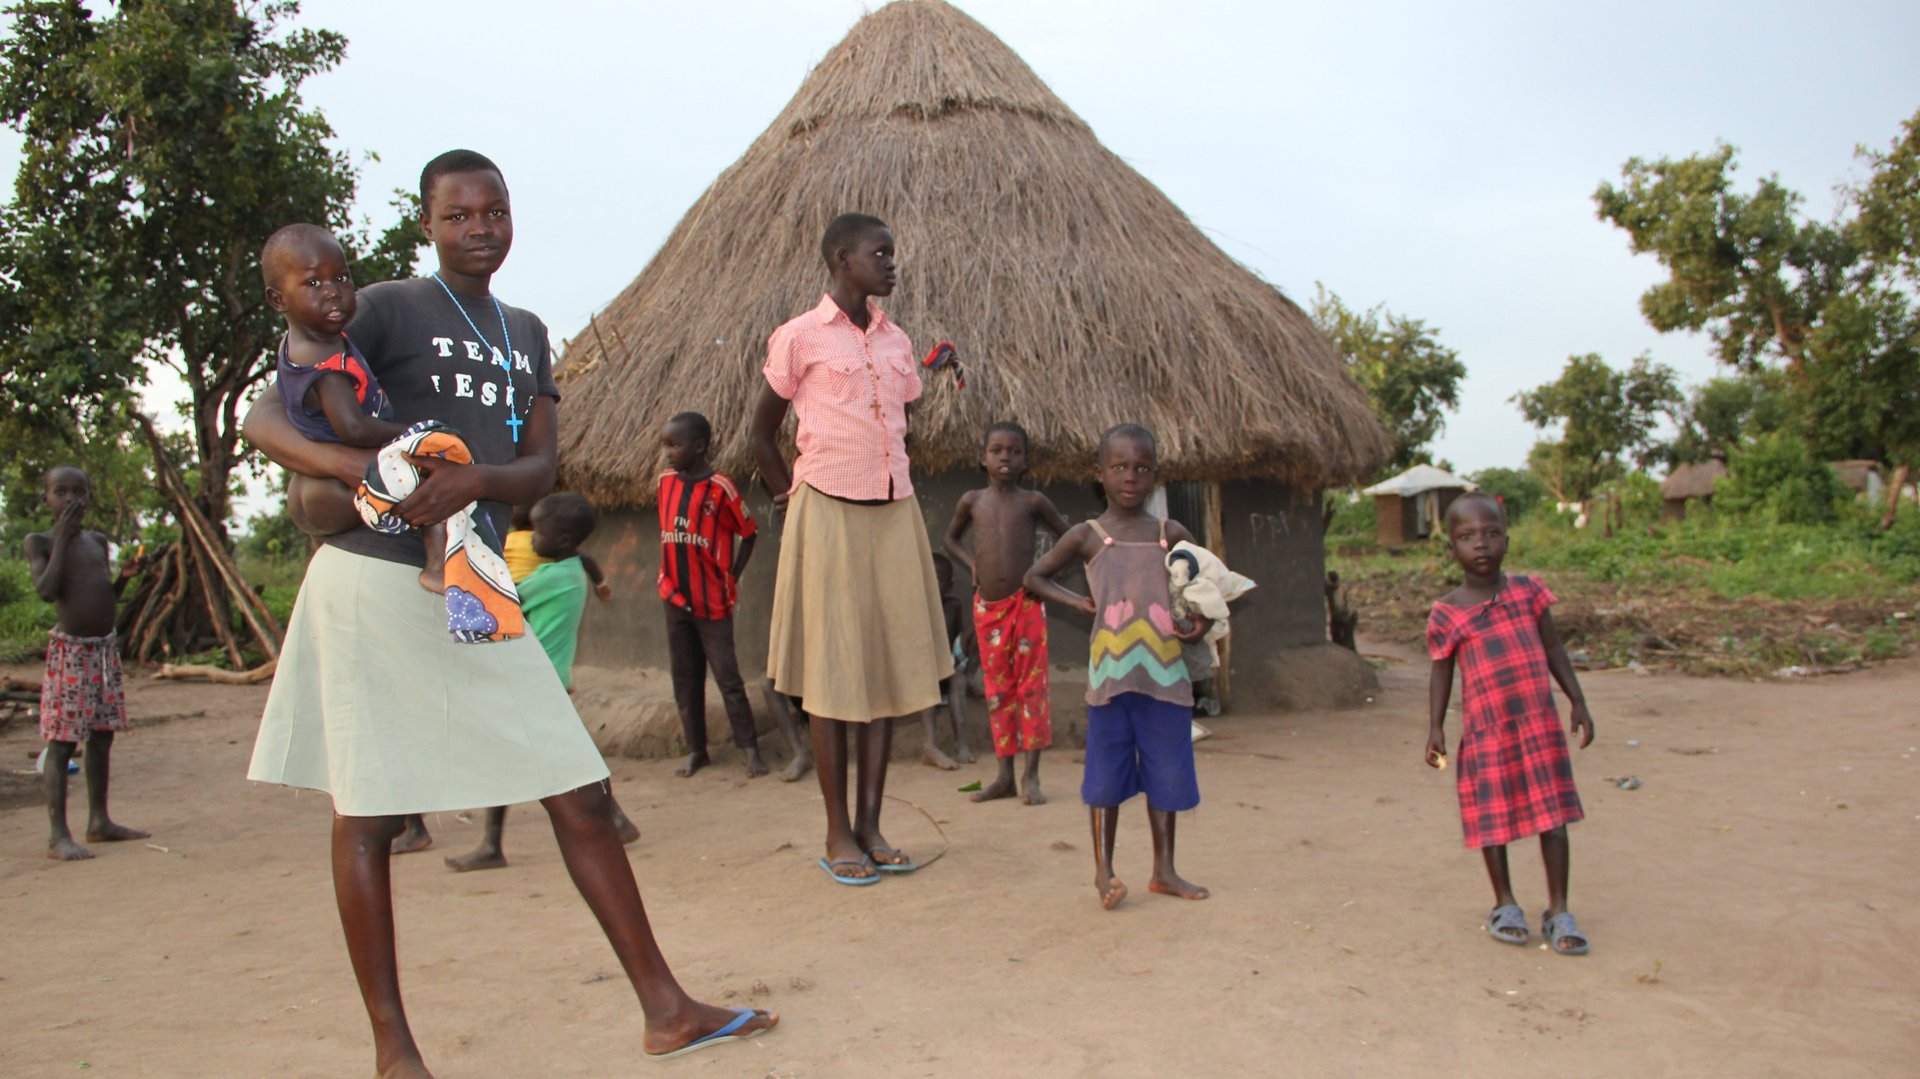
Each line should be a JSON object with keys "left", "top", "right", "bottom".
{"left": 1080, "top": 692, "right": 1199, "bottom": 811}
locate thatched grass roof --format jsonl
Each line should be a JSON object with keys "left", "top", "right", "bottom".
{"left": 555, "top": 0, "right": 1390, "bottom": 506}
{"left": 1661, "top": 459, "right": 1727, "bottom": 501}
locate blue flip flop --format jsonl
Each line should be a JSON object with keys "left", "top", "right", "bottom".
{"left": 818, "top": 856, "right": 880, "bottom": 885}
{"left": 866, "top": 847, "right": 917, "bottom": 874}
{"left": 1542, "top": 911, "right": 1590, "bottom": 955}
{"left": 643, "top": 1007, "right": 770, "bottom": 1061}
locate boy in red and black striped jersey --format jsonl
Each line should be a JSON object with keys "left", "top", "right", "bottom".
{"left": 659, "top": 412, "right": 764, "bottom": 777}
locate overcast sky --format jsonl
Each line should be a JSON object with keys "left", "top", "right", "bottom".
{"left": 5, "top": 0, "right": 1918, "bottom": 479}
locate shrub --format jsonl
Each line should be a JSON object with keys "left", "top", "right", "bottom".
{"left": 1715, "top": 431, "right": 1849, "bottom": 525}
{"left": 1469, "top": 466, "right": 1548, "bottom": 521}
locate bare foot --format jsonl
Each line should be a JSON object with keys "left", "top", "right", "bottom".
{"left": 390, "top": 819, "right": 433, "bottom": 854}
{"left": 780, "top": 753, "right": 812, "bottom": 783}
{"left": 1097, "top": 875, "right": 1128, "bottom": 910}
{"left": 969, "top": 773, "right": 1018, "bottom": 803}
{"left": 744, "top": 747, "right": 770, "bottom": 778}
{"left": 48, "top": 836, "right": 94, "bottom": 861}
{"left": 642, "top": 1002, "right": 779, "bottom": 1058}
{"left": 610, "top": 803, "right": 641, "bottom": 844}
{"left": 674, "top": 751, "right": 709, "bottom": 778}
{"left": 417, "top": 567, "right": 446, "bottom": 595}
{"left": 86, "top": 821, "right": 150, "bottom": 842}
{"left": 922, "top": 745, "right": 959, "bottom": 771}
{"left": 444, "top": 846, "right": 507, "bottom": 872}
{"left": 953, "top": 742, "right": 976, "bottom": 765}
{"left": 853, "top": 828, "right": 909, "bottom": 870}
{"left": 1148, "top": 872, "right": 1210, "bottom": 900}
{"left": 1021, "top": 777, "right": 1047, "bottom": 806}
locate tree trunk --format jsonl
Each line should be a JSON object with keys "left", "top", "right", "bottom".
{"left": 1883, "top": 464, "right": 1911, "bottom": 531}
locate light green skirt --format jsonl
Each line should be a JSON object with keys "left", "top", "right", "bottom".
{"left": 248, "top": 545, "right": 610, "bottom": 817}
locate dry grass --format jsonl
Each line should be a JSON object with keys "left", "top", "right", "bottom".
{"left": 555, "top": 0, "right": 1390, "bottom": 505}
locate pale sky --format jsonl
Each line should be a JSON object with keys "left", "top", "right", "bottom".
{"left": 5, "top": 0, "right": 1918, "bottom": 480}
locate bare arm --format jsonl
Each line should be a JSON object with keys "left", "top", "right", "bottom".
{"left": 1426, "top": 657, "right": 1455, "bottom": 767}
{"left": 1023, "top": 523, "right": 1096, "bottom": 615}
{"left": 943, "top": 492, "right": 978, "bottom": 578}
{"left": 749, "top": 384, "right": 794, "bottom": 508}
{"left": 25, "top": 529, "right": 62, "bottom": 602}
{"left": 311, "top": 372, "right": 407, "bottom": 448}
{"left": 243, "top": 383, "right": 373, "bottom": 486}
{"left": 578, "top": 552, "right": 613, "bottom": 601}
{"left": 391, "top": 396, "right": 561, "bottom": 529}
{"left": 1537, "top": 610, "right": 1595, "bottom": 748}
{"left": 1031, "top": 491, "right": 1070, "bottom": 538}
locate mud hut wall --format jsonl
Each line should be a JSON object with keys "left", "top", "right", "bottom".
{"left": 1374, "top": 493, "right": 1412, "bottom": 546}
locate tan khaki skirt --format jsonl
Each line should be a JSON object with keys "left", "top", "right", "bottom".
{"left": 767, "top": 484, "right": 954, "bottom": 722}
{"left": 248, "top": 545, "right": 610, "bottom": 816}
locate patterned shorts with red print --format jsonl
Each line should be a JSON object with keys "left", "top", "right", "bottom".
{"left": 39, "top": 629, "right": 129, "bottom": 744}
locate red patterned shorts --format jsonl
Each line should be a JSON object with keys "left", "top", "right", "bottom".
{"left": 39, "top": 629, "right": 129, "bottom": 743}
{"left": 973, "top": 589, "right": 1051, "bottom": 756}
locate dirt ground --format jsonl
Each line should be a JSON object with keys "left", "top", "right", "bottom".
{"left": 2, "top": 644, "right": 1917, "bottom": 1079}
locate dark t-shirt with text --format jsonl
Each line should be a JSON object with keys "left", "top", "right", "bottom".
{"left": 323, "top": 277, "right": 559, "bottom": 568}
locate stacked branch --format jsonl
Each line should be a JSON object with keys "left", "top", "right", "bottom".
{"left": 116, "top": 415, "right": 281, "bottom": 673}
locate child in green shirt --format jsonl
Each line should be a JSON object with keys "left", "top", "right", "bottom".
{"left": 445, "top": 492, "right": 640, "bottom": 870}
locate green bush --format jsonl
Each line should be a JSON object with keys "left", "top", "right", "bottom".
{"left": 1715, "top": 431, "right": 1849, "bottom": 525}
{"left": 1469, "top": 466, "right": 1549, "bottom": 521}
{"left": 0, "top": 558, "right": 54, "bottom": 662}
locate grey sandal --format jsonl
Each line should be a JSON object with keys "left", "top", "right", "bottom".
{"left": 1542, "top": 911, "right": 1590, "bottom": 955}
{"left": 1487, "top": 903, "right": 1530, "bottom": 945}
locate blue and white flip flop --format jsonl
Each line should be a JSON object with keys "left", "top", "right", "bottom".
{"left": 866, "top": 847, "right": 917, "bottom": 874}
{"left": 643, "top": 1007, "right": 770, "bottom": 1061}
{"left": 818, "top": 856, "right": 881, "bottom": 885}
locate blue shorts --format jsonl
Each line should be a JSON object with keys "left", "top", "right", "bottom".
{"left": 1080, "top": 692, "right": 1199, "bottom": 811}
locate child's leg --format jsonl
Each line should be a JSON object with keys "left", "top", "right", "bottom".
{"left": 945, "top": 670, "right": 974, "bottom": 763}
{"left": 970, "top": 753, "right": 1018, "bottom": 802}
{"left": 607, "top": 794, "right": 641, "bottom": 844}
{"left": 538, "top": 782, "right": 775, "bottom": 1053}
{"left": 390, "top": 813, "right": 432, "bottom": 854}
{"left": 696, "top": 615, "right": 766, "bottom": 777}
{"left": 1020, "top": 749, "right": 1046, "bottom": 806}
{"left": 444, "top": 806, "right": 509, "bottom": 872}
{"left": 809, "top": 717, "right": 874, "bottom": 878}
{"left": 919, "top": 695, "right": 958, "bottom": 771}
{"left": 853, "top": 719, "right": 910, "bottom": 868}
{"left": 332, "top": 813, "right": 430, "bottom": 1078}
{"left": 1145, "top": 807, "right": 1208, "bottom": 900}
{"left": 44, "top": 740, "right": 91, "bottom": 861}
{"left": 81, "top": 729, "right": 147, "bottom": 843}
{"left": 418, "top": 524, "right": 446, "bottom": 594}
{"left": 1089, "top": 805, "right": 1125, "bottom": 909}
{"left": 1540, "top": 826, "right": 1571, "bottom": 914}
{"left": 664, "top": 603, "right": 710, "bottom": 777}
{"left": 289, "top": 474, "right": 364, "bottom": 536}
{"left": 759, "top": 682, "right": 812, "bottom": 782}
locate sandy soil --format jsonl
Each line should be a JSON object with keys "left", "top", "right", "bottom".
{"left": 2, "top": 646, "right": 1916, "bottom": 1078}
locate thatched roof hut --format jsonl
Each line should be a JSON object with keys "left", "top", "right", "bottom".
{"left": 554, "top": 0, "right": 1389, "bottom": 501}
{"left": 1660, "top": 459, "right": 1727, "bottom": 522}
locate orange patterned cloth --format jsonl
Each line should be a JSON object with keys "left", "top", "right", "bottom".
{"left": 973, "top": 589, "right": 1051, "bottom": 756}
{"left": 355, "top": 421, "right": 524, "bottom": 643}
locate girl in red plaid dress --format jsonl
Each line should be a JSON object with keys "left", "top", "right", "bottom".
{"left": 1426, "top": 493, "right": 1594, "bottom": 955}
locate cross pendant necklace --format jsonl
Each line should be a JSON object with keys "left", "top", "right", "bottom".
{"left": 432, "top": 273, "right": 521, "bottom": 442}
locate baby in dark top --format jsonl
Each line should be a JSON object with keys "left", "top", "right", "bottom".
{"left": 262, "top": 224, "right": 442, "bottom": 591}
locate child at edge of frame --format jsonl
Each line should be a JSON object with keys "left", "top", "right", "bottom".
{"left": 25, "top": 465, "right": 150, "bottom": 861}
{"left": 1425, "top": 491, "right": 1594, "bottom": 956}
{"left": 1022, "top": 422, "right": 1213, "bottom": 910}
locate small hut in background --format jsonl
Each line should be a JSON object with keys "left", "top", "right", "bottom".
{"left": 1828, "top": 459, "right": 1885, "bottom": 503}
{"left": 1363, "top": 465, "right": 1473, "bottom": 545}
{"left": 553, "top": 0, "right": 1390, "bottom": 713}
{"left": 1660, "top": 459, "right": 1727, "bottom": 522}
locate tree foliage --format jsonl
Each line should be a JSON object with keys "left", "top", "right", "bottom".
{"left": 0, "top": 0, "right": 421, "bottom": 534}
{"left": 1309, "top": 285, "right": 1467, "bottom": 472}
{"left": 1513, "top": 353, "right": 1682, "bottom": 503}
{"left": 1665, "top": 373, "right": 1791, "bottom": 466}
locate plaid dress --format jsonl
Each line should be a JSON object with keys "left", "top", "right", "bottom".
{"left": 1427, "top": 575, "right": 1584, "bottom": 848}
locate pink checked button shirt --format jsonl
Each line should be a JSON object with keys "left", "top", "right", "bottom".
{"left": 763, "top": 294, "right": 922, "bottom": 501}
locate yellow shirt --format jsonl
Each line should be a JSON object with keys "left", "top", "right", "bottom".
{"left": 503, "top": 529, "right": 549, "bottom": 583}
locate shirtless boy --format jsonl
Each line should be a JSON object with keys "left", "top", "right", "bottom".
{"left": 944, "top": 422, "right": 1068, "bottom": 804}
{"left": 25, "top": 466, "right": 149, "bottom": 860}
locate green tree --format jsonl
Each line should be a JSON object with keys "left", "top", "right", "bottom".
{"left": 1466, "top": 465, "right": 1548, "bottom": 522}
{"left": 0, "top": 0, "right": 420, "bottom": 536}
{"left": 1513, "top": 353, "right": 1682, "bottom": 505}
{"left": 1666, "top": 372, "right": 1791, "bottom": 465}
{"left": 1595, "top": 110, "right": 1920, "bottom": 526}
{"left": 1310, "top": 285, "right": 1467, "bottom": 472}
